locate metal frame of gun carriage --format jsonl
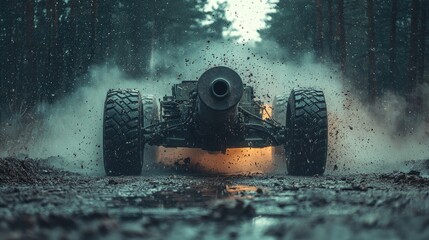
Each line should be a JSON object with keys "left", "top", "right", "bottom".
{"left": 102, "top": 66, "right": 328, "bottom": 176}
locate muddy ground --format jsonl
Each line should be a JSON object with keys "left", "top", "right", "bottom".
{"left": 1, "top": 158, "right": 429, "bottom": 240}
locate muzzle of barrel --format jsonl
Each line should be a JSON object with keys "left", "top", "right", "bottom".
{"left": 197, "top": 66, "right": 244, "bottom": 129}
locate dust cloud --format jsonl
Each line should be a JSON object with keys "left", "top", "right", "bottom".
{"left": 0, "top": 66, "right": 175, "bottom": 175}
{"left": 1, "top": 40, "right": 428, "bottom": 175}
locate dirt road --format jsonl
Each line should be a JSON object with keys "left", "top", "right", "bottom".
{"left": 1, "top": 158, "right": 429, "bottom": 240}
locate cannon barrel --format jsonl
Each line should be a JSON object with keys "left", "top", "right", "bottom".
{"left": 197, "top": 66, "right": 244, "bottom": 130}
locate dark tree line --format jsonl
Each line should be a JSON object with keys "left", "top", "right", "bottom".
{"left": 0, "top": 0, "right": 228, "bottom": 116}
{"left": 2, "top": 0, "right": 428, "bottom": 119}
{"left": 262, "top": 0, "right": 429, "bottom": 103}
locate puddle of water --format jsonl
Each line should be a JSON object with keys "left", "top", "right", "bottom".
{"left": 253, "top": 216, "right": 279, "bottom": 228}
{"left": 226, "top": 185, "right": 258, "bottom": 194}
{"left": 109, "top": 184, "right": 268, "bottom": 209}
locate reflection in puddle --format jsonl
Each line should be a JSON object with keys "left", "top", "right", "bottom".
{"left": 253, "top": 216, "right": 278, "bottom": 228}
{"left": 226, "top": 185, "right": 258, "bottom": 194}
{"left": 110, "top": 183, "right": 267, "bottom": 209}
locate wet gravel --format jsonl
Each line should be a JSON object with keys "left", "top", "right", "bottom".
{"left": 1, "top": 158, "right": 429, "bottom": 240}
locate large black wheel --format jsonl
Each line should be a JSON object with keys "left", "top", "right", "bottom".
{"left": 286, "top": 88, "right": 328, "bottom": 176}
{"left": 103, "top": 89, "right": 143, "bottom": 176}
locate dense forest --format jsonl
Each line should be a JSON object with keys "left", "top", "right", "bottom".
{"left": 0, "top": 0, "right": 229, "bottom": 116}
{"left": 0, "top": 0, "right": 428, "bottom": 121}
{"left": 262, "top": 0, "right": 428, "bottom": 104}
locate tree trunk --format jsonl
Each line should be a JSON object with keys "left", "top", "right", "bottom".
{"left": 418, "top": 0, "right": 427, "bottom": 84}
{"left": 315, "top": 0, "right": 323, "bottom": 60}
{"left": 26, "top": 0, "right": 36, "bottom": 106}
{"left": 95, "top": 0, "right": 113, "bottom": 61}
{"left": 7, "top": 3, "right": 18, "bottom": 107}
{"left": 45, "top": 0, "right": 62, "bottom": 102}
{"left": 367, "top": 0, "right": 377, "bottom": 101}
{"left": 327, "top": 0, "right": 334, "bottom": 58}
{"left": 45, "top": 0, "right": 54, "bottom": 101}
{"left": 389, "top": 0, "right": 398, "bottom": 91}
{"left": 0, "top": 6, "right": 5, "bottom": 109}
{"left": 90, "top": 0, "right": 98, "bottom": 62}
{"left": 407, "top": 0, "right": 419, "bottom": 93}
{"left": 68, "top": 0, "right": 77, "bottom": 82}
{"left": 337, "top": 0, "right": 347, "bottom": 75}
{"left": 150, "top": 14, "right": 157, "bottom": 77}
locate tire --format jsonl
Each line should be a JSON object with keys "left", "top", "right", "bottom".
{"left": 286, "top": 88, "right": 328, "bottom": 176}
{"left": 103, "top": 89, "right": 143, "bottom": 176}
{"left": 142, "top": 95, "right": 159, "bottom": 165}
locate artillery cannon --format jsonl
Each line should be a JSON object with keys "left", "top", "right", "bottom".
{"left": 102, "top": 66, "right": 328, "bottom": 176}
